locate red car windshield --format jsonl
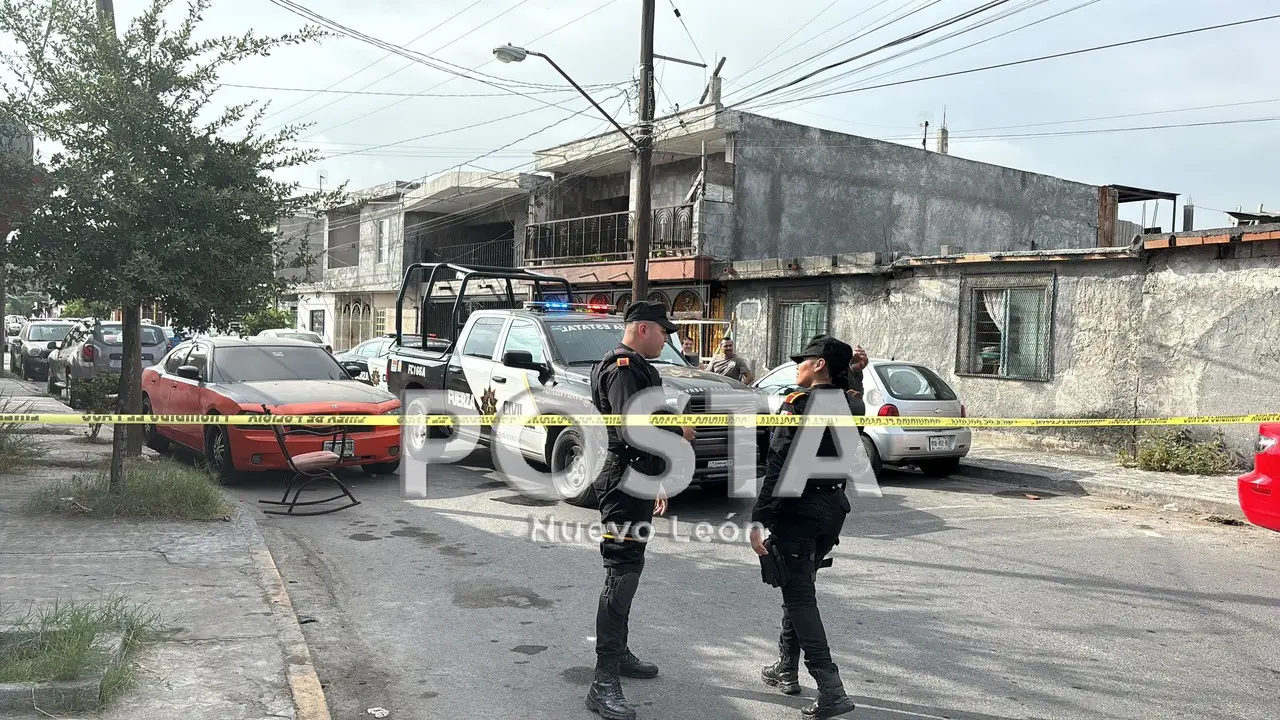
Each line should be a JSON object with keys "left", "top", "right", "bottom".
{"left": 213, "top": 346, "right": 347, "bottom": 383}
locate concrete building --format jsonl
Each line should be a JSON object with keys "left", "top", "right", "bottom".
{"left": 290, "top": 171, "right": 544, "bottom": 350}
{"left": 523, "top": 103, "right": 1157, "bottom": 358}
{"left": 720, "top": 222, "right": 1280, "bottom": 459}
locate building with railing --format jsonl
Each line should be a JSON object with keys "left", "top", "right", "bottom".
{"left": 520, "top": 103, "right": 1167, "bottom": 368}
{"left": 289, "top": 171, "right": 543, "bottom": 350}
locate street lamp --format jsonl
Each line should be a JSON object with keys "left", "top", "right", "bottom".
{"left": 493, "top": 42, "right": 655, "bottom": 300}
{"left": 492, "top": 44, "right": 639, "bottom": 149}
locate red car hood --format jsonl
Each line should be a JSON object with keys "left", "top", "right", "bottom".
{"left": 216, "top": 379, "right": 397, "bottom": 412}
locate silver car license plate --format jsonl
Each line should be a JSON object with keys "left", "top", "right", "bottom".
{"left": 707, "top": 459, "right": 732, "bottom": 469}
{"left": 323, "top": 439, "right": 355, "bottom": 457}
{"left": 928, "top": 436, "right": 951, "bottom": 452}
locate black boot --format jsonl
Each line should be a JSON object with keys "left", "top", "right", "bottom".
{"left": 619, "top": 649, "right": 659, "bottom": 679}
{"left": 761, "top": 638, "right": 800, "bottom": 695}
{"left": 586, "top": 662, "right": 636, "bottom": 720}
{"left": 800, "top": 666, "right": 856, "bottom": 719}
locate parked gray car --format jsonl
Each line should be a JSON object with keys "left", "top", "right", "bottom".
{"left": 752, "top": 358, "right": 971, "bottom": 478}
{"left": 7, "top": 320, "right": 75, "bottom": 380}
{"left": 48, "top": 320, "right": 170, "bottom": 406}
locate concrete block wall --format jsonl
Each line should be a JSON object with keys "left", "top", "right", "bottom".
{"left": 726, "top": 244, "right": 1280, "bottom": 459}
{"left": 728, "top": 114, "right": 1103, "bottom": 262}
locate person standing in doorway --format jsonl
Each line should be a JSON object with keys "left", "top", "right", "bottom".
{"left": 707, "top": 336, "right": 754, "bottom": 384}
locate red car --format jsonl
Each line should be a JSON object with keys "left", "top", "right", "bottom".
{"left": 1238, "top": 423, "right": 1280, "bottom": 532}
{"left": 141, "top": 336, "right": 402, "bottom": 482}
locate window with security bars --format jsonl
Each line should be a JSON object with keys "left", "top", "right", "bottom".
{"left": 964, "top": 284, "right": 1052, "bottom": 380}
{"left": 374, "top": 308, "right": 387, "bottom": 335}
{"left": 775, "top": 301, "right": 827, "bottom": 366}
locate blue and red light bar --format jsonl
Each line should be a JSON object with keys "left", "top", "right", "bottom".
{"left": 523, "top": 301, "right": 614, "bottom": 314}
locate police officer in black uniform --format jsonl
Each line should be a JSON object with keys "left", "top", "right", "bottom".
{"left": 750, "top": 335, "right": 864, "bottom": 719}
{"left": 586, "top": 300, "right": 695, "bottom": 720}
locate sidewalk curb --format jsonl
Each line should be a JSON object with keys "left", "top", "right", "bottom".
{"left": 958, "top": 460, "right": 1244, "bottom": 518}
{"left": 243, "top": 504, "right": 331, "bottom": 720}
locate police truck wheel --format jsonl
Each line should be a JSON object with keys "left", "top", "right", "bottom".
{"left": 550, "top": 428, "right": 589, "bottom": 501}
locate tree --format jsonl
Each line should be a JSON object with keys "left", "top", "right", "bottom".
{"left": 0, "top": 0, "right": 344, "bottom": 490}
{"left": 60, "top": 298, "right": 114, "bottom": 319}
{"left": 1, "top": 113, "right": 37, "bottom": 360}
{"left": 240, "top": 307, "right": 296, "bottom": 337}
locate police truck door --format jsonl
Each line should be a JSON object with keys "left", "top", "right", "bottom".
{"left": 447, "top": 315, "right": 506, "bottom": 443}
{"left": 491, "top": 318, "right": 549, "bottom": 456}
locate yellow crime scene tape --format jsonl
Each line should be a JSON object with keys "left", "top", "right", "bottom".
{"left": 2, "top": 413, "right": 1280, "bottom": 428}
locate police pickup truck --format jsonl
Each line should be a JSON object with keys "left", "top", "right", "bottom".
{"left": 383, "top": 262, "right": 767, "bottom": 498}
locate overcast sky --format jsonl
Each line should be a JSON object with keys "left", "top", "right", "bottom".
{"left": 68, "top": 1, "right": 1280, "bottom": 229}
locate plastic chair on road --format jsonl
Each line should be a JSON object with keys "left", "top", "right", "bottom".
{"left": 257, "top": 405, "right": 360, "bottom": 516}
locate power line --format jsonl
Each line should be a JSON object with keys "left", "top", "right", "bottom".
{"left": 315, "top": 88, "right": 628, "bottom": 161}
{"left": 666, "top": 1, "right": 706, "bottom": 65}
{"left": 290, "top": 0, "right": 624, "bottom": 139}
{"left": 723, "top": 0, "right": 904, "bottom": 95}
{"left": 726, "top": 0, "right": 942, "bottom": 100}
{"left": 749, "top": 11, "right": 1280, "bottom": 108}
{"left": 758, "top": 0, "right": 1062, "bottom": 107}
{"left": 733, "top": 0, "right": 1019, "bottom": 107}
{"left": 272, "top": 0, "right": 542, "bottom": 133}
{"left": 219, "top": 82, "right": 597, "bottom": 98}
{"left": 257, "top": 0, "right": 491, "bottom": 124}
{"left": 732, "top": 0, "right": 841, "bottom": 86}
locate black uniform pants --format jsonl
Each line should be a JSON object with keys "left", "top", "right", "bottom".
{"left": 770, "top": 487, "right": 850, "bottom": 677}
{"left": 594, "top": 454, "right": 655, "bottom": 670}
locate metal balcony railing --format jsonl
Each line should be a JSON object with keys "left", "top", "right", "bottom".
{"left": 524, "top": 204, "right": 694, "bottom": 265}
{"left": 424, "top": 239, "right": 516, "bottom": 267}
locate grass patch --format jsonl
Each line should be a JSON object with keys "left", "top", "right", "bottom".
{"left": 22, "top": 457, "right": 232, "bottom": 520}
{"left": 0, "top": 393, "right": 50, "bottom": 473}
{"left": 0, "top": 595, "right": 161, "bottom": 708}
{"left": 1118, "top": 430, "right": 1244, "bottom": 475}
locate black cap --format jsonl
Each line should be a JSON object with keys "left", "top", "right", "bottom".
{"left": 790, "top": 334, "right": 853, "bottom": 369}
{"left": 622, "top": 300, "right": 679, "bottom": 333}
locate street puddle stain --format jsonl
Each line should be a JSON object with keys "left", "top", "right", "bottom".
{"left": 478, "top": 480, "right": 506, "bottom": 489}
{"left": 439, "top": 544, "right": 478, "bottom": 558}
{"left": 419, "top": 691, "right": 438, "bottom": 700}
{"left": 395, "top": 519, "right": 410, "bottom": 525}
{"left": 514, "top": 660, "right": 530, "bottom": 665}
{"left": 993, "top": 489, "right": 1060, "bottom": 500}
{"left": 511, "top": 645, "right": 548, "bottom": 655}
{"left": 560, "top": 666, "right": 593, "bottom": 684}
{"left": 491, "top": 494, "right": 558, "bottom": 507}
{"left": 390, "top": 527, "right": 442, "bottom": 544}
{"left": 520, "top": 621, "right": 534, "bottom": 625}
{"left": 452, "top": 583, "right": 555, "bottom": 610}
{"left": 347, "top": 533, "right": 381, "bottom": 542}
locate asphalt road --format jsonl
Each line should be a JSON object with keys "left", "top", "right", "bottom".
{"left": 232, "top": 446, "right": 1280, "bottom": 720}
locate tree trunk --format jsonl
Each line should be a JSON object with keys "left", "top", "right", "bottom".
{"left": 0, "top": 262, "right": 7, "bottom": 375}
{"left": 122, "top": 302, "right": 143, "bottom": 457}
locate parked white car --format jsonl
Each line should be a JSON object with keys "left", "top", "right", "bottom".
{"left": 752, "top": 358, "right": 971, "bottom": 478}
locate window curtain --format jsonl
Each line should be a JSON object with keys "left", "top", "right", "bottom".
{"left": 1006, "top": 289, "right": 1044, "bottom": 378}
{"left": 980, "top": 290, "right": 1007, "bottom": 374}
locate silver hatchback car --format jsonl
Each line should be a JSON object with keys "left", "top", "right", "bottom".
{"left": 48, "top": 320, "right": 170, "bottom": 406}
{"left": 752, "top": 358, "right": 971, "bottom": 478}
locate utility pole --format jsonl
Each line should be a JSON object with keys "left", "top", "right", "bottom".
{"left": 629, "top": 0, "right": 656, "bottom": 302}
